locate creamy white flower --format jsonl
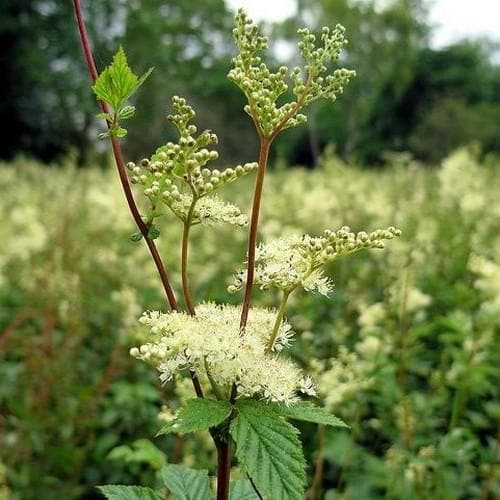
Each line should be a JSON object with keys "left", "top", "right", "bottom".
{"left": 131, "top": 303, "right": 312, "bottom": 405}
{"left": 169, "top": 193, "right": 248, "bottom": 226}
{"left": 230, "top": 226, "right": 400, "bottom": 295}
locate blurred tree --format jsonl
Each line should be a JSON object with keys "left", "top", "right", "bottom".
{"left": 121, "top": 0, "right": 259, "bottom": 163}
{"left": 0, "top": 0, "right": 257, "bottom": 166}
{"left": 400, "top": 40, "right": 500, "bottom": 162}
{"left": 0, "top": 0, "right": 120, "bottom": 165}
{"left": 273, "top": 0, "right": 429, "bottom": 164}
{"left": 2, "top": 0, "right": 499, "bottom": 166}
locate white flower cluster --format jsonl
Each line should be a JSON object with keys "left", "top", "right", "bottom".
{"left": 230, "top": 226, "right": 401, "bottom": 295}
{"left": 126, "top": 96, "right": 257, "bottom": 227}
{"left": 167, "top": 193, "right": 248, "bottom": 227}
{"left": 130, "top": 303, "right": 315, "bottom": 405}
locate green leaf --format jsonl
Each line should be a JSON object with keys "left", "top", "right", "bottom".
{"left": 92, "top": 47, "right": 153, "bottom": 111}
{"left": 147, "top": 225, "right": 161, "bottom": 240}
{"left": 230, "top": 479, "right": 260, "bottom": 499}
{"left": 230, "top": 400, "right": 306, "bottom": 500}
{"left": 97, "top": 112, "right": 113, "bottom": 121}
{"left": 161, "top": 464, "right": 214, "bottom": 500}
{"left": 98, "top": 131, "right": 110, "bottom": 140}
{"left": 268, "top": 401, "right": 348, "bottom": 428}
{"left": 157, "top": 398, "right": 232, "bottom": 436}
{"left": 113, "top": 127, "right": 128, "bottom": 138}
{"left": 130, "top": 232, "right": 143, "bottom": 242}
{"left": 97, "top": 485, "right": 162, "bottom": 500}
{"left": 119, "top": 105, "right": 136, "bottom": 120}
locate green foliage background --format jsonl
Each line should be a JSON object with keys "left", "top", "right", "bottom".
{"left": 0, "top": 148, "right": 498, "bottom": 499}
{"left": 1, "top": 0, "right": 499, "bottom": 498}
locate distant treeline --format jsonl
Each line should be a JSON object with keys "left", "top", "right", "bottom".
{"left": 2, "top": 0, "right": 499, "bottom": 166}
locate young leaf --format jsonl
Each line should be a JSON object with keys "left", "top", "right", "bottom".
{"left": 97, "top": 485, "right": 162, "bottom": 500}
{"left": 130, "top": 231, "right": 143, "bottom": 242}
{"left": 230, "top": 479, "right": 260, "bottom": 499}
{"left": 119, "top": 105, "right": 136, "bottom": 120}
{"left": 97, "top": 112, "right": 113, "bottom": 121}
{"left": 147, "top": 225, "right": 161, "bottom": 240}
{"left": 157, "top": 398, "right": 232, "bottom": 436}
{"left": 268, "top": 401, "right": 348, "bottom": 428}
{"left": 161, "top": 464, "right": 214, "bottom": 500}
{"left": 230, "top": 399, "right": 306, "bottom": 500}
{"left": 92, "top": 46, "right": 153, "bottom": 111}
{"left": 112, "top": 127, "right": 128, "bottom": 138}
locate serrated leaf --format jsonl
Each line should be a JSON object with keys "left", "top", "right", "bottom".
{"left": 161, "top": 464, "right": 214, "bottom": 500}
{"left": 119, "top": 105, "right": 136, "bottom": 120}
{"left": 230, "top": 479, "right": 260, "bottom": 499}
{"left": 147, "top": 225, "right": 161, "bottom": 240}
{"left": 157, "top": 398, "right": 232, "bottom": 436}
{"left": 97, "top": 484, "right": 162, "bottom": 500}
{"left": 92, "top": 47, "right": 153, "bottom": 111}
{"left": 268, "top": 401, "right": 348, "bottom": 428}
{"left": 230, "top": 400, "right": 306, "bottom": 500}
{"left": 130, "top": 232, "right": 143, "bottom": 242}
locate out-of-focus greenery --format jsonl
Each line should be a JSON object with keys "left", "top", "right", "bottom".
{"left": 1, "top": 0, "right": 499, "bottom": 166}
{"left": 0, "top": 149, "right": 498, "bottom": 499}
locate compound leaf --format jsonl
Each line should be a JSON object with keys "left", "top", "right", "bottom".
{"left": 230, "top": 399, "right": 306, "bottom": 500}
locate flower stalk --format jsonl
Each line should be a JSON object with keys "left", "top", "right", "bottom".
{"left": 240, "top": 137, "right": 271, "bottom": 329}
{"left": 72, "top": 0, "right": 178, "bottom": 311}
{"left": 266, "top": 289, "right": 292, "bottom": 353}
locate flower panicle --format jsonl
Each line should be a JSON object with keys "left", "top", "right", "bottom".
{"left": 229, "top": 226, "right": 402, "bottom": 295}
{"left": 227, "top": 9, "right": 355, "bottom": 137}
{"left": 125, "top": 95, "right": 258, "bottom": 227}
{"left": 130, "top": 303, "right": 311, "bottom": 405}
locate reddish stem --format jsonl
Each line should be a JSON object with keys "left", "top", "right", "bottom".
{"left": 72, "top": 0, "right": 205, "bottom": 402}
{"left": 72, "top": 0, "right": 178, "bottom": 311}
{"left": 239, "top": 138, "right": 271, "bottom": 329}
{"left": 215, "top": 437, "right": 232, "bottom": 500}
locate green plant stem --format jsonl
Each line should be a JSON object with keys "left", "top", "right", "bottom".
{"left": 204, "top": 358, "right": 225, "bottom": 400}
{"left": 266, "top": 289, "right": 292, "bottom": 353}
{"left": 181, "top": 195, "right": 197, "bottom": 315}
{"left": 239, "top": 81, "right": 311, "bottom": 332}
{"left": 72, "top": 0, "right": 178, "bottom": 311}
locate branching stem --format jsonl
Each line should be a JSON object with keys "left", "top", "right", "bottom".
{"left": 73, "top": 0, "right": 205, "bottom": 401}
{"left": 266, "top": 289, "right": 292, "bottom": 353}
{"left": 72, "top": 0, "right": 178, "bottom": 311}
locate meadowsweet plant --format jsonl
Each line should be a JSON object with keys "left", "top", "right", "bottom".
{"left": 73, "top": 3, "right": 400, "bottom": 499}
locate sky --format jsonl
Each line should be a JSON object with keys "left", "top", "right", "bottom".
{"left": 225, "top": 0, "right": 500, "bottom": 48}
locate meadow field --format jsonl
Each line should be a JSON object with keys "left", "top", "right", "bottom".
{"left": 0, "top": 149, "right": 498, "bottom": 499}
